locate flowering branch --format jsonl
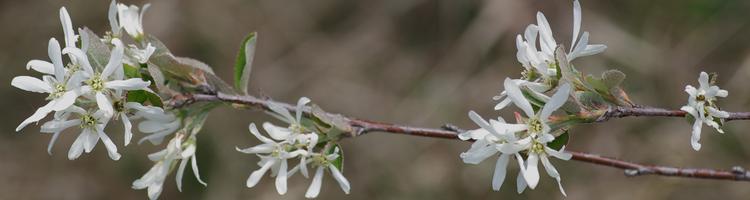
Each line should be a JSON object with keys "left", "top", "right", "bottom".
{"left": 596, "top": 106, "right": 750, "bottom": 122}
{"left": 177, "top": 91, "right": 750, "bottom": 182}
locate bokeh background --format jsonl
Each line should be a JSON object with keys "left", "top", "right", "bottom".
{"left": 2, "top": 0, "right": 750, "bottom": 199}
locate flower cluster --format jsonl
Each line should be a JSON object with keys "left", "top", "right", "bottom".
{"left": 461, "top": 80, "right": 573, "bottom": 196}
{"left": 11, "top": 2, "right": 175, "bottom": 160}
{"left": 237, "top": 97, "right": 350, "bottom": 198}
{"left": 495, "top": 0, "right": 605, "bottom": 110}
{"left": 462, "top": 0, "right": 602, "bottom": 196}
{"left": 681, "top": 72, "right": 729, "bottom": 151}
{"left": 132, "top": 134, "right": 206, "bottom": 200}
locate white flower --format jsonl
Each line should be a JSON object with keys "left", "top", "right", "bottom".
{"left": 300, "top": 147, "right": 350, "bottom": 199}
{"left": 126, "top": 43, "right": 156, "bottom": 65}
{"left": 59, "top": 7, "right": 78, "bottom": 49}
{"left": 680, "top": 72, "right": 729, "bottom": 151}
{"left": 497, "top": 0, "right": 605, "bottom": 110}
{"left": 40, "top": 105, "right": 121, "bottom": 160}
{"left": 112, "top": 1, "right": 150, "bottom": 39}
{"left": 133, "top": 134, "right": 207, "bottom": 200}
{"left": 459, "top": 111, "right": 529, "bottom": 191}
{"left": 64, "top": 38, "right": 151, "bottom": 118}
{"left": 502, "top": 78, "right": 573, "bottom": 195}
{"left": 137, "top": 107, "right": 182, "bottom": 145}
{"left": 12, "top": 38, "right": 83, "bottom": 131}
{"left": 263, "top": 97, "right": 312, "bottom": 142}
{"left": 237, "top": 123, "right": 306, "bottom": 195}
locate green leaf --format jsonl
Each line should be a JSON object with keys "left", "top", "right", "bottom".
{"left": 234, "top": 32, "right": 257, "bottom": 94}
{"left": 123, "top": 64, "right": 142, "bottom": 78}
{"left": 577, "top": 91, "right": 606, "bottom": 109}
{"left": 80, "top": 28, "right": 111, "bottom": 70}
{"left": 602, "top": 70, "right": 626, "bottom": 89}
{"left": 548, "top": 131, "right": 570, "bottom": 151}
{"left": 311, "top": 104, "right": 353, "bottom": 134}
{"left": 126, "top": 90, "right": 164, "bottom": 108}
{"left": 326, "top": 144, "right": 344, "bottom": 172}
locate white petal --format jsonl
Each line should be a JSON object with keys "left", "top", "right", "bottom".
{"left": 16, "top": 101, "right": 55, "bottom": 131}
{"left": 248, "top": 123, "right": 275, "bottom": 144}
{"left": 46, "top": 131, "right": 63, "bottom": 155}
{"left": 504, "top": 78, "right": 534, "bottom": 117}
{"left": 105, "top": 78, "right": 151, "bottom": 91}
{"left": 541, "top": 83, "right": 571, "bottom": 120}
{"left": 51, "top": 90, "right": 79, "bottom": 111}
{"left": 96, "top": 92, "right": 114, "bottom": 117}
{"left": 492, "top": 154, "right": 510, "bottom": 191}
{"left": 275, "top": 159, "right": 288, "bottom": 194}
{"left": 570, "top": 0, "right": 581, "bottom": 51}
{"left": 540, "top": 156, "right": 560, "bottom": 178}
{"left": 83, "top": 128, "right": 99, "bottom": 153}
{"left": 192, "top": 155, "right": 208, "bottom": 186}
{"left": 121, "top": 114, "right": 133, "bottom": 146}
{"left": 691, "top": 120, "right": 703, "bottom": 151}
{"left": 329, "top": 165, "right": 351, "bottom": 194}
{"left": 68, "top": 131, "right": 87, "bottom": 160}
{"left": 545, "top": 146, "right": 573, "bottom": 160}
{"left": 48, "top": 38, "right": 66, "bottom": 80}
{"left": 108, "top": 0, "right": 120, "bottom": 35}
{"left": 577, "top": 44, "right": 606, "bottom": 57}
{"left": 235, "top": 144, "right": 275, "bottom": 154}
{"left": 97, "top": 128, "right": 121, "bottom": 160}
{"left": 516, "top": 170, "right": 527, "bottom": 194}
{"left": 262, "top": 122, "right": 292, "bottom": 141}
{"left": 102, "top": 39, "right": 124, "bottom": 78}
{"left": 698, "top": 72, "right": 709, "bottom": 89}
{"left": 26, "top": 60, "right": 55, "bottom": 74}
{"left": 11, "top": 76, "right": 52, "bottom": 93}
{"left": 246, "top": 159, "right": 275, "bottom": 188}
{"left": 468, "top": 111, "right": 502, "bottom": 137}
{"left": 305, "top": 167, "right": 325, "bottom": 198}
{"left": 176, "top": 158, "right": 189, "bottom": 192}
{"left": 300, "top": 156, "right": 310, "bottom": 178}
{"left": 707, "top": 107, "right": 729, "bottom": 118}
{"left": 524, "top": 153, "right": 540, "bottom": 189}
{"left": 296, "top": 97, "right": 311, "bottom": 123}
{"left": 268, "top": 101, "right": 294, "bottom": 123}
{"left": 61, "top": 47, "right": 93, "bottom": 75}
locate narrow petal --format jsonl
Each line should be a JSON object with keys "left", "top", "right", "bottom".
{"left": 691, "top": 121, "right": 703, "bottom": 151}
{"left": 59, "top": 7, "right": 76, "bottom": 48}
{"left": 68, "top": 131, "right": 87, "bottom": 160}
{"left": 16, "top": 101, "right": 55, "bottom": 131}
{"left": 48, "top": 40, "right": 66, "bottom": 81}
{"left": 468, "top": 111, "right": 502, "bottom": 137}
{"left": 122, "top": 114, "right": 133, "bottom": 146}
{"left": 577, "top": 44, "right": 606, "bottom": 57}
{"left": 329, "top": 165, "right": 351, "bottom": 194}
{"left": 305, "top": 167, "right": 325, "bottom": 198}
{"left": 105, "top": 78, "right": 151, "bottom": 91}
{"left": 246, "top": 159, "right": 275, "bottom": 188}
{"left": 26, "top": 60, "right": 55, "bottom": 74}
{"left": 275, "top": 159, "right": 288, "bottom": 194}
{"left": 96, "top": 92, "right": 114, "bottom": 117}
{"left": 268, "top": 101, "right": 294, "bottom": 123}
{"left": 97, "top": 128, "right": 121, "bottom": 160}
{"left": 524, "top": 153, "right": 540, "bottom": 189}
{"left": 61, "top": 47, "right": 93, "bottom": 75}
{"left": 698, "top": 72, "right": 709, "bottom": 89}
{"left": 300, "top": 156, "right": 310, "bottom": 178}
{"left": 516, "top": 170, "right": 527, "bottom": 194}
{"left": 570, "top": 0, "right": 581, "bottom": 51}
{"left": 492, "top": 154, "right": 510, "bottom": 191}
{"left": 176, "top": 159, "right": 189, "bottom": 192}
{"left": 541, "top": 83, "right": 571, "bottom": 120}
{"left": 545, "top": 146, "right": 573, "bottom": 160}
{"left": 51, "top": 90, "right": 79, "bottom": 111}
{"left": 191, "top": 155, "right": 208, "bottom": 186}
{"left": 296, "top": 97, "right": 311, "bottom": 123}
{"left": 262, "top": 122, "right": 292, "bottom": 141}
{"left": 102, "top": 38, "right": 124, "bottom": 78}
{"left": 108, "top": 0, "right": 120, "bottom": 35}
{"left": 504, "top": 78, "right": 535, "bottom": 117}
{"left": 46, "top": 131, "right": 63, "bottom": 155}
{"left": 235, "top": 144, "right": 275, "bottom": 154}
{"left": 11, "top": 76, "right": 52, "bottom": 93}
{"left": 248, "top": 123, "right": 275, "bottom": 144}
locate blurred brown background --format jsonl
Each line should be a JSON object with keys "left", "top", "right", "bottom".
{"left": 3, "top": 0, "right": 750, "bottom": 199}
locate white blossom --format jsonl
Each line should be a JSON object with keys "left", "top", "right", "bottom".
{"left": 680, "top": 72, "right": 729, "bottom": 151}
{"left": 237, "top": 123, "right": 307, "bottom": 195}
{"left": 12, "top": 38, "right": 83, "bottom": 131}
{"left": 496, "top": 0, "right": 605, "bottom": 111}
{"left": 111, "top": 1, "right": 150, "bottom": 39}
{"left": 137, "top": 107, "right": 182, "bottom": 145}
{"left": 459, "top": 111, "right": 529, "bottom": 191}
{"left": 299, "top": 147, "right": 350, "bottom": 199}
{"left": 133, "top": 134, "right": 206, "bottom": 200}
{"left": 38, "top": 105, "right": 121, "bottom": 160}
{"left": 64, "top": 38, "right": 151, "bottom": 118}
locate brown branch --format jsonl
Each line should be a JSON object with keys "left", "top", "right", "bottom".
{"left": 177, "top": 92, "right": 750, "bottom": 182}
{"left": 597, "top": 106, "right": 750, "bottom": 122}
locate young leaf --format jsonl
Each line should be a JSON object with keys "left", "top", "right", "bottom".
{"left": 127, "top": 90, "right": 164, "bottom": 108}
{"left": 80, "top": 28, "right": 111, "bottom": 70}
{"left": 548, "top": 131, "right": 570, "bottom": 151}
{"left": 234, "top": 32, "right": 257, "bottom": 94}
{"left": 602, "top": 70, "right": 625, "bottom": 89}
{"left": 326, "top": 144, "right": 345, "bottom": 172}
